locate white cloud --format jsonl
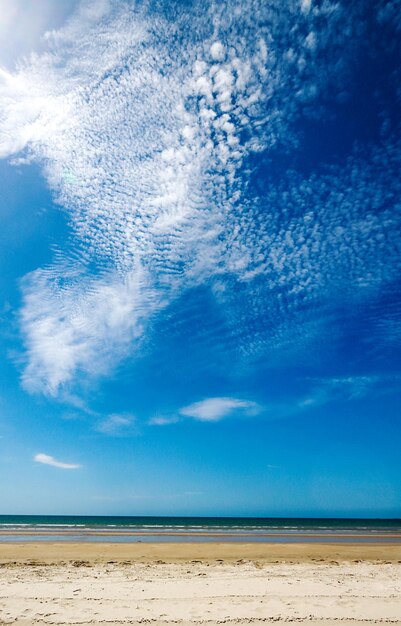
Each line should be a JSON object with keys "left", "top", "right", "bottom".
{"left": 263, "top": 374, "right": 400, "bottom": 421}
{"left": 148, "top": 415, "right": 180, "bottom": 426}
{"left": 209, "top": 41, "right": 226, "bottom": 62}
{"left": 34, "top": 453, "right": 81, "bottom": 469}
{"left": 150, "top": 374, "right": 400, "bottom": 429}
{"left": 20, "top": 264, "right": 160, "bottom": 394}
{"left": 0, "top": 0, "right": 398, "bottom": 393}
{"left": 0, "top": 0, "right": 78, "bottom": 69}
{"left": 96, "top": 413, "right": 134, "bottom": 435}
{"left": 300, "top": 0, "right": 312, "bottom": 15}
{"left": 180, "top": 397, "right": 260, "bottom": 421}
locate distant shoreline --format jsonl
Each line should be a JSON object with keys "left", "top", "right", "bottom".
{"left": 1, "top": 530, "right": 401, "bottom": 539}
{"left": 2, "top": 516, "right": 400, "bottom": 544}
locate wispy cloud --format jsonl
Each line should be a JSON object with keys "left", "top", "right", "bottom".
{"left": 20, "top": 264, "right": 160, "bottom": 395}
{"left": 260, "top": 374, "right": 401, "bottom": 421}
{"left": 295, "top": 376, "right": 380, "bottom": 410}
{"left": 34, "top": 453, "right": 81, "bottom": 469}
{"left": 149, "top": 396, "right": 261, "bottom": 425}
{"left": 0, "top": 0, "right": 399, "bottom": 395}
{"left": 96, "top": 413, "right": 135, "bottom": 436}
{"left": 180, "top": 397, "right": 260, "bottom": 422}
{"left": 0, "top": 0, "right": 77, "bottom": 69}
{"left": 154, "top": 376, "right": 399, "bottom": 428}
{"left": 148, "top": 415, "right": 180, "bottom": 426}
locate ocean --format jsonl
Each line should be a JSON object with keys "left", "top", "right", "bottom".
{"left": 0, "top": 516, "right": 400, "bottom": 543}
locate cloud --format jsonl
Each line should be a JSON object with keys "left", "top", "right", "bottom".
{"left": 0, "top": 0, "right": 399, "bottom": 394}
{"left": 310, "top": 374, "right": 401, "bottom": 404}
{"left": 0, "top": 0, "right": 78, "bottom": 69}
{"left": 260, "top": 374, "right": 401, "bottom": 422}
{"left": 149, "top": 397, "right": 261, "bottom": 425}
{"left": 148, "top": 415, "right": 180, "bottom": 426}
{"left": 209, "top": 41, "right": 226, "bottom": 62}
{"left": 34, "top": 453, "right": 81, "bottom": 469}
{"left": 20, "top": 264, "right": 160, "bottom": 395}
{"left": 180, "top": 397, "right": 260, "bottom": 422}
{"left": 295, "top": 376, "right": 380, "bottom": 410}
{"left": 151, "top": 375, "right": 392, "bottom": 427}
{"left": 96, "top": 413, "right": 135, "bottom": 435}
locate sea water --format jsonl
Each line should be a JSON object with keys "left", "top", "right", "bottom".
{"left": 0, "top": 516, "right": 400, "bottom": 542}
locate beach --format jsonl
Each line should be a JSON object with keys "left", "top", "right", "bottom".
{"left": 1, "top": 542, "right": 400, "bottom": 625}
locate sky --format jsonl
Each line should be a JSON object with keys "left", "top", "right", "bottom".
{"left": 0, "top": 0, "right": 400, "bottom": 517}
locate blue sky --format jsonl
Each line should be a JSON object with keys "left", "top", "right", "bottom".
{"left": 0, "top": 0, "right": 400, "bottom": 517}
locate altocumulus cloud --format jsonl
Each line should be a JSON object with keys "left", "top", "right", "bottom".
{"left": 34, "top": 453, "right": 81, "bottom": 470}
{"left": 0, "top": 0, "right": 400, "bottom": 396}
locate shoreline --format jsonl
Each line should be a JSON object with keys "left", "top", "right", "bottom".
{"left": 1, "top": 541, "right": 401, "bottom": 564}
{"left": 1, "top": 530, "right": 401, "bottom": 538}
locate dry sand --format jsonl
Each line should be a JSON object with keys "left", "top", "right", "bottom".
{"left": 0, "top": 542, "right": 400, "bottom": 625}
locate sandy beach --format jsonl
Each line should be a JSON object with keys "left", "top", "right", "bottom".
{"left": 1, "top": 542, "right": 400, "bottom": 625}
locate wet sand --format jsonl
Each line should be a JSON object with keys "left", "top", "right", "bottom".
{"left": 1, "top": 540, "right": 401, "bottom": 563}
